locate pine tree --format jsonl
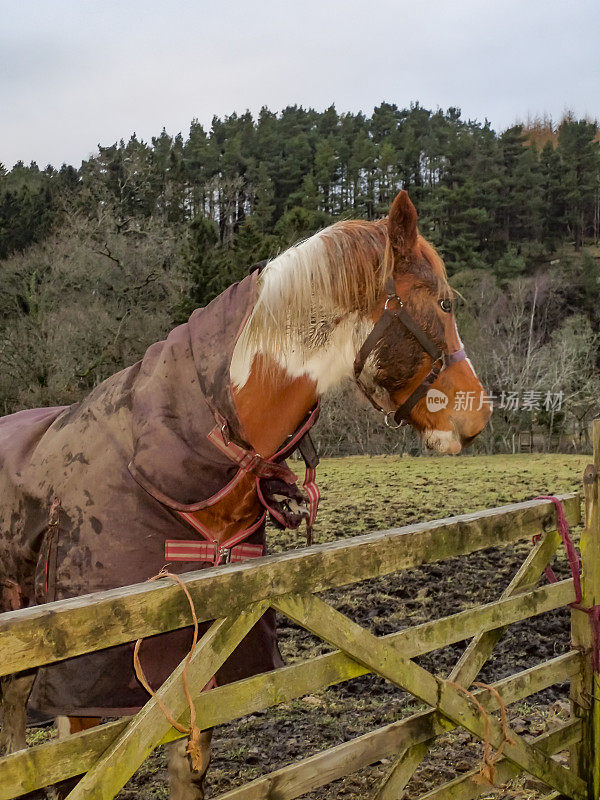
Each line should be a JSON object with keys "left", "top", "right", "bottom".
{"left": 539, "top": 141, "right": 564, "bottom": 250}
{"left": 314, "top": 138, "right": 337, "bottom": 214}
{"left": 558, "top": 119, "right": 600, "bottom": 249}
{"left": 182, "top": 215, "right": 222, "bottom": 310}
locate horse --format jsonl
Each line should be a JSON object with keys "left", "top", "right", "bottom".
{"left": 0, "top": 190, "right": 490, "bottom": 799}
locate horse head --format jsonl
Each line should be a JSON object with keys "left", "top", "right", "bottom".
{"left": 362, "top": 190, "right": 491, "bottom": 453}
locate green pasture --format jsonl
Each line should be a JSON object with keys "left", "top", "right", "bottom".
{"left": 272, "top": 453, "right": 588, "bottom": 551}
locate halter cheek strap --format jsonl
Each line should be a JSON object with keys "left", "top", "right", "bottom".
{"left": 353, "top": 277, "right": 467, "bottom": 427}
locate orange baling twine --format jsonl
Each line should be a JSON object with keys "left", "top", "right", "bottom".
{"left": 446, "top": 681, "right": 513, "bottom": 786}
{"left": 133, "top": 568, "right": 206, "bottom": 771}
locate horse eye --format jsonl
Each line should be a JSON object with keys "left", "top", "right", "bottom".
{"left": 439, "top": 299, "right": 453, "bottom": 313}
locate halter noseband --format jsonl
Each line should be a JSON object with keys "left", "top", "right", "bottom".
{"left": 353, "top": 277, "right": 466, "bottom": 428}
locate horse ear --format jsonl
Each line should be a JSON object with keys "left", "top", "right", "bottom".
{"left": 388, "top": 190, "right": 418, "bottom": 259}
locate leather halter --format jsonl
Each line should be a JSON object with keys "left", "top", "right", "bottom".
{"left": 353, "top": 277, "right": 466, "bottom": 427}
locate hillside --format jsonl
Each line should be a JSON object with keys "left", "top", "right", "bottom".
{"left": 1, "top": 103, "right": 599, "bottom": 453}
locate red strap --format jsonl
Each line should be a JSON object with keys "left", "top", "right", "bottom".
{"left": 207, "top": 403, "right": 320, "bottom": 481}
{"left": 255, "top": 478, "right": 287, "bottom": 528}
{"left": 165, "top": 540, "right": 217, "bottom": 562}
{"left": 179, "top": 409, "right": 321, "bottom": 556}
{"left": 533, "top": 495, "right": 582, "bottom": 603}
{"left": 303, "top": 466, "right": 320, "bottom": 529}
{"left": 227, "top": 542, "right": 264, "bottom": 562}
{"left": 207, "top": 427, "right": 298, "bottom": 483}
{"left": 533, "top": 496, "right": 600, "bottom": 670}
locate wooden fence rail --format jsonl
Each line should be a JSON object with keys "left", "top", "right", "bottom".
{"left": 0, "top": 494, "right": 580, "bottom": 677}
{"left": 0, "top": 474, "right": 594, "bottom": 799}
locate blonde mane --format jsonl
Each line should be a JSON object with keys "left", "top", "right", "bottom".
{"left": 231, "top": 220, "right": 391, "bottom": 391}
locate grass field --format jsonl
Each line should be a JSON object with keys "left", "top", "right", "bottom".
{"left": 272, "top": 452, "right": 588, "bottom": 551}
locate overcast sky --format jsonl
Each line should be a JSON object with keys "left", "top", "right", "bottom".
{"left": 2, "top": 0, "right": 599, "bottom": 170}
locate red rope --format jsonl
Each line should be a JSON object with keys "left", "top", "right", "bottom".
{"left": 533, "top": 495, "right": 582, "bottom": 603}
{"left": 534, "top": 495, "right": 600, "bottom": 671}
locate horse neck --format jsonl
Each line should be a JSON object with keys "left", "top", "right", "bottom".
{"left": 232, "top": 355, "right": 319, "bottom": 457}
{"left": 230, "top": 309, "right": 374, "bottom": 456}
{"left": 231, "top": 302, "right": 375, "bottom": 455}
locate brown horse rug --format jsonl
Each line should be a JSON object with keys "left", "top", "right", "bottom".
{"left": 0, "top": 272, "right": 317, "bottom": 716}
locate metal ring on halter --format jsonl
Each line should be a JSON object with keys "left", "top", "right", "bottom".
{"left": 384, "top": 411, "right": 403, "bottom": 429}
{"left": 384, "top": 296, "right": 403, "bottom": 311}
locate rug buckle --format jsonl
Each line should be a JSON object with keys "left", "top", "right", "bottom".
{"left": 215, "top": 544, "right": 231, "bottom": 565}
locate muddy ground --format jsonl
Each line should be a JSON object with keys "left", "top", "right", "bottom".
{"left": 30, "top": 453, "right": 589, "bottom": 798}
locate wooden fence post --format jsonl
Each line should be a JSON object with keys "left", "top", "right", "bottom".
{"left": 571, "top": 418, "right": 600, "bottom": 798}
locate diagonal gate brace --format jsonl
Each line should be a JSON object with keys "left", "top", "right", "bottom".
{"left": 374, "top": 528, "right": 569, "bottom": 799}
{"left": 65, "top": 601, "right": 269, "bottom": 800}
{"left": 273, "top": 591, "right": 586, "bottom": 800}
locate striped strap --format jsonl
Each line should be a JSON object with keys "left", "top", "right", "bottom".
{"left": 303, "top": 466, "right": 320, "bottom": 538}
{"left": 165, "top": 539, "right": 264, "bottom": 564}
{"left": 169, "top": 511, "right": 266, "bottom": 566}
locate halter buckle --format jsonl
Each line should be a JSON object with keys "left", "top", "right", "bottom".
{"left": 432, "top": 356, "right": 444, "bottom": 375}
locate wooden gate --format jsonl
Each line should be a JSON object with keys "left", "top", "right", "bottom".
{"left": 2, "top": 423, "right": 600, "bottom": 799}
